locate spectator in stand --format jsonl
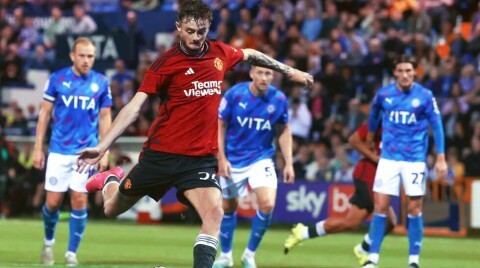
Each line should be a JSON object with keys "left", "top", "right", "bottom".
{"left": 25, "top": 44, "right": 51, "bottom": 70}
{"left": 67, "top": 4, "right": 97, "bottom": 35}
{"left": 301, "top": 7, "right": 322, "bottom": 42}
{"left": 305, "top": 150, "right": 332, "bottom": 182}
{"left": 420, "top": 0, "right": 453, "bottom": 33}
{"left": 344, "top": 98, "right": 366, "bottom": 134}
{"left": 111, "top": 59, "right": 134, "bottom": 94}
{"left": 122, "top": 10, "right": 144, "bottom": 69}
{"left": 216, "top": 7, "right": 235, "bottom": 43}
{"left": 463, "top": 136, "right": 480, "bottom": 176}
{"left": 289, "top": 97, "right": 312, "bottom": 143}
{"left": 293, "top": 144, "right": 310, "bottom": 180}
{"left": 17, "top": 16, "right": 39, "bottom": 58}
{"left": 25, "top": 104, "right": 38, "bottom": 136}
{"left": 4, "top": 107, "right": 29, "bottom": 136}
{"left": 9, "top": 7, "right": 24, "bottom": 35}
{"left": 43, "top": 6, "right": 67, "bottom": 50}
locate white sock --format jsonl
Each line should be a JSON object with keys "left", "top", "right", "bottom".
{"left": 44, "top": 238, "right": 55, "bottom": 246}
{"left": 364, "top": 233, "right": 371, "bottom": 245}
{"left": 243, "top": 248, "right": 255, "bottom": 258}
{"left": 368, "top": 253, "right": 379, "bottom": 264}
{"left": 102, "top": 181, "right": 119, "bottom": 197}
{"left": 409, "top": 255, "right": 419, "bottom": 264}
{"left": 220, "top": 251, "right": 232, "bottom": 259}
{"left": 65, "top": 251, "right": 76, "bottom": 257}
{"left": 315, "top": 220, "right": 326, "bottom": 236}
{"left": 302, "top": 225, "right": 310, "bottom": 239}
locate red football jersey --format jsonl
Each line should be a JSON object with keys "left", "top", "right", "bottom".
{"left": 138, "top": 40, "right": 244, "bottom": 156}
{"left": 352, "top": 123, "right": 382, "bottom": 192}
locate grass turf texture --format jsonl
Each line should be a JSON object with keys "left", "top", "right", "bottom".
{"left": 0, "top": 219, "right": 478, "bottom": 267}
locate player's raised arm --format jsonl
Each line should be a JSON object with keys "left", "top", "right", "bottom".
{"left": 77, "top": 92, "right": 148, "bottom": 173}
{"left": 242, "top": 48, "right": 313, "bottom": 88}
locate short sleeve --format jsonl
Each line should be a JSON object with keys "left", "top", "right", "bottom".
{"left": 218, "top": 92, "right": 233, "bottom": 122}
{"left": 279, "top": 95, "right": 289, "bottom": 124}
{"left": 100, "top": 79, "right": 113, "bottom": 108}
{"left": 356, "top": 123, "right": 368, "bottom": 141}
{"left": 217, "top": 41, "right": 244, "bottom": 71}
{"left": 43, "top": 73, "right": 57, "bottom": 102}
{"left": 138, "top": 70, "right": 168, "bottom": 94}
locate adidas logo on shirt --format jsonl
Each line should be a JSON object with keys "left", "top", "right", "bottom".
{"left": 185, "top": 68, "right": 195, "bottom": 75}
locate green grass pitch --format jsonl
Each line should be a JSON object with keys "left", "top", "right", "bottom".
{"left": 0, "top": 219, "right": 478, "bottom": 267}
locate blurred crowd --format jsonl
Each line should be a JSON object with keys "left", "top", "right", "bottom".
{"left": 1, "top": 0, "right": 480, "bottom": 217}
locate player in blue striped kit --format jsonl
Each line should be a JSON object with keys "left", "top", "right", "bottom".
{"left": 213, "top": 66, "right": 294, "bottom": 268}
{"left": 362, "top": 55, "right": 447, "bottom": 268}
{"left": 33, "top": 37, "right": 112, "bottom": 266}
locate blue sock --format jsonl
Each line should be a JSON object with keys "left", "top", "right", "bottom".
{"left": 408, "top": 214, "right": 423, "bottom": 257}
{"left": 368, "top": 213, "right": 387, "bottom": 256}
{"left": 42, "top": 204, "right": 59, "bottom": 241}
{"left": 68, "top": 208, "right": 88, "bottom": 253}
{"left": 219, "top": 212, "right": 237, "bottom": 253}
{"left": 247, "top": 210, "right": 272, "bottom": 252}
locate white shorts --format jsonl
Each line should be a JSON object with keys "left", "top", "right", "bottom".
{"left": 220, "top": 158, "right": 277, "bottom": 199}
{"left": 373, "top": 158, "right": 427, "bottom": 197}
{"left": 45, "top": 153, "right": 89, "bottom": 193}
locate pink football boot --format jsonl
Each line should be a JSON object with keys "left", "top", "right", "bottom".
{"left": 86, "top": 166, "right": 125, "bottom": 193}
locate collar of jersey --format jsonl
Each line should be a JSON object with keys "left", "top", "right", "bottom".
{"left": 179, "top": 41, "right": 210, "bottom": 58}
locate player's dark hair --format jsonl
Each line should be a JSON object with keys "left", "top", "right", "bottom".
{"left": 72, "top": 37, "right": 95, "bottom": 52}
{"left": 393, "top": 54, "right": 417, "bottom": 69}
{"left": 178, "top": 0, "right": 213, "bottom": 24}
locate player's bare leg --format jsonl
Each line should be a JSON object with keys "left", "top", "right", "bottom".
{"left": 185, "top": 187, "right": 223, "bottom": 268}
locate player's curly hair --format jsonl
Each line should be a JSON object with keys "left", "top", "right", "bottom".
{"left": 393, "top": 54, "right": 417, "bottom": 69}
{"left": 178, "top": 0, "right": 213, "bottom": 24}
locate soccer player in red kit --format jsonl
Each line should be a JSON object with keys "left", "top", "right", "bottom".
{"left": 284, "top": 122, "right": 397, "bottom": 265}
{"left": 75, "top": 1, "right": 313, "bottom": 267}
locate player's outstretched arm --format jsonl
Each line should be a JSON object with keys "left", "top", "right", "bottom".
{"left": 97, "top": 107, "right": 112, "bottom": 172}
{"left": 242, "top": 48, "right": 313, "bottom": 88}
{"left": 277, "top": 124, "right": 295, "bottom": 184}
{"left": 33, "top": 100, "right": 54, "bottom": 170}
{"left": 77, "top": 92, "right": 148, "bottom": 173}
